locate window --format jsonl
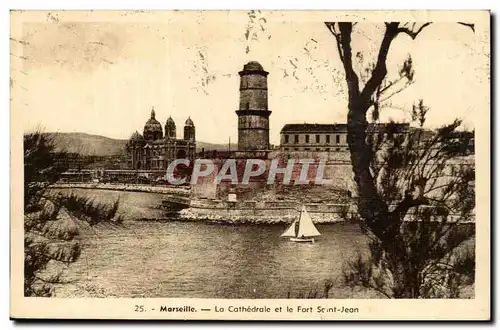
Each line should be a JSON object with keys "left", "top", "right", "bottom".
{"left": 304, "top": 148, "right": 310, "bottom": 151}
{"left": 305, "top": 135, "right": 310, "bottom": 143}
{"left": 294, "top": 148, "right": 299, "bottom": 151}
{"left": 316, "top": 148, "right": 321, "bottom": 151}
{"left": 336, "top": 147, "right": 340, "bottom": 151}
{"left": 326, "top": 148, "right": 330, "bottom": 151}
{"left": 326, "top": 135, "right": 330, "bottom": 144}
{"left": 284, "top": 134, "right": 289, "bottom": 143}
{"left": 336, "top": 135, "right": 340, "bottom": 144}
{"left": 316, "top": 135, "right": 320, "bottom": 143}
{"left": 284, "top": 148, "right": 289, "bottom": 151}
{"left": 294, "top": 135, "right": 299, "bottom": 143}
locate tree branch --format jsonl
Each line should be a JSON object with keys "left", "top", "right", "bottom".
{"left": 361, "top": 23, "right": 400, "bottom": 103}
{"left": 365, "top": 281, "right": 392, "bottom": 299}
{"left": 325, "top": 22, "right": 345, "bottom": 64}
{"left": 396, "top": 22, "right": 432, "bottom": 40}
{"left": 379, "top": 83, "right": 413, "bottom": 103}
{"left": 337, "top": 22, "right": 360, "bottom": 94}
{"left": 392, "top": 190, "right": 429, "bottom": 220}
{"left": 458, "top": 22, "right": 475, "bottom": 33}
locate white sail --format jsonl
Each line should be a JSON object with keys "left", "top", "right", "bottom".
{"left": 281, "top": 219, "right": 298, "bottom": 237}
{"left": 296, "top": 206, "right": 321, "bottom": 237}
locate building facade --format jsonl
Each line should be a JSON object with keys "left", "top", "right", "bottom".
{"left": 280, "top": 124, "right": 349, "bottom": 152}
{"left": 126, "top": 108, "right": 196, "bottom": 170}
{"left": 236, "top": 61, "right": 272, "bottom": 151}
{"left": 280, "top": 123, "right": 409, "bottom": 152}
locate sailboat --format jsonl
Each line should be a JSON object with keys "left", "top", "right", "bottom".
{"left": 281, "top": 206, "right": 321, "bottom": 243}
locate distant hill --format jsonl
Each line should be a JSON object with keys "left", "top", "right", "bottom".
{"left": 48, "top": 132, "right": 128, "bottom": 156}
{"left": 47, "top": 132, "right": 237, "bottom": 156}
{"left": 196, "top": 141, "right": 238, "bottom": 153}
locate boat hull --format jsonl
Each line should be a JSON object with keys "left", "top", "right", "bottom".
{"left": 161, "top": 196, "right": 191, "bottom": 212}
{"left": 290, "top": 237, "right": 315, "bottom": 243}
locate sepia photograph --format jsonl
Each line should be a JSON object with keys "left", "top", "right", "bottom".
{"left": 10, "top": 10, "right": 490, "bottom": 320}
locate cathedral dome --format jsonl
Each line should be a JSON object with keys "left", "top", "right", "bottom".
{"left": 184, "top": 116, "right": 195, "bottom": 141}
{"left": 243, "top": 61, "right": 264, "bottom": 71}
{"left": 185, "top": 116, "right": 194, "bottom": 127}
{"left": 166, "top": 116, "right": 176, "bottom": 129}
{"left": 143, "top": 108, "right": 163, "bottom": 140}
{"left": 126, "top": 130, "right": 145, "bottom": 151}
{"left": 165, "top": 116, "right": 177, "bottom": 139}
{"left": 130, "top": 130, "right": 144, "bottom": 141}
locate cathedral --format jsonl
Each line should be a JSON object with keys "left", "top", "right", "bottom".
{"left": 126, "top": 108, "right": 196, "bottom": 170}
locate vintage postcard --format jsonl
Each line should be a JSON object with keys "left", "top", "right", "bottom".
{"left": 10, "top": 10, "right": 490, "bottom": 320}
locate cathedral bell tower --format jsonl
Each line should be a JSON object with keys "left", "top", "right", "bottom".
{"left": 236, "top": 61, "right": 271, "bottom": 151}
{"left": 184, "top": 117, "right": 195, "bottom": 142}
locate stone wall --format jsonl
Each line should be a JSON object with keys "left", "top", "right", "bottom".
{"left": 240, "top": 73, "right": 267, "bottom": 90}
{"left": 267, "top": 150, "right": 355, "bottom": 192}
{"left": 179, "top": 200, "right": 354, "bottom": 224}
{"left": 239, "top": 89, "right": 268, "bottom": 110}
{"left": 237, "top": 124, "right": 269, "bottom": 151}
{"left": 188, "top": 152, "right": 474, "bottom": 203}
{"left": 189, "top": 153, "right": 356, "bottom": 200}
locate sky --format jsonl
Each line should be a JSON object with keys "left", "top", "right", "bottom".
{"left": 12, "top": 11, "right": 489, "bottom": 144}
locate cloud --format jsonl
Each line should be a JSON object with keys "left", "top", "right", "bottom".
{"left": 21, "top": 22, "right": 127, "bottom": 72}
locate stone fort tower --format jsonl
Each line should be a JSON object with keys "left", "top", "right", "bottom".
{"left": 236, "top": 61, "right": 271, "bottom": 151}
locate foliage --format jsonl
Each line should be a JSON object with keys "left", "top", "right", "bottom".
{"left": 287, "top": 280, "right": 334, "bottom": 299}
{"left": 24, "top": 132, "right": 67, "bottom": 211}
{"left": 342, "top": 110, "right": 475, "bottom": 298}
{"left": 325, "top": 22, "right": 476, "bottom": 298}
{"left": 24, "top": 131, "right": 122, "bottom": 297}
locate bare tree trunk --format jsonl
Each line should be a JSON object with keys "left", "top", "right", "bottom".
{"left": 329, "top": 22, "right": 418, "bottom": 297}
{"left": 327, "top": 21, "right": 475, "bottom": 298}
{"left": 347, "top": 99, "right": 388, "bottom": 232}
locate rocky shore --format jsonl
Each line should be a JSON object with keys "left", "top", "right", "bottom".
{"left": 49, "top": 182, "right": 372, "bottom": 226}
{"left": 49, "top": 182, "right": 190, "bottom": 196}
{"left": 141, "top": 203, "right": 353, "bottom": 225}
{"left": 176, "top": 206, "right": 349, "bottom": 224}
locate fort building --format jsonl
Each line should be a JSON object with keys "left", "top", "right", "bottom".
{"left": 280, "top": 124, "right": 349, "bottom": 152}
{"left": 279, "top": 123, "right": 410, "bottom": 152}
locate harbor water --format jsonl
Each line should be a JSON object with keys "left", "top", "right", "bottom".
{"left": 52, "top": 188, "right": 372, "bottom": 298}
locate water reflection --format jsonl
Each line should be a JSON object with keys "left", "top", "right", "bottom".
{"left": 55, "top": 189, "right": 368, "bottom": 298}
